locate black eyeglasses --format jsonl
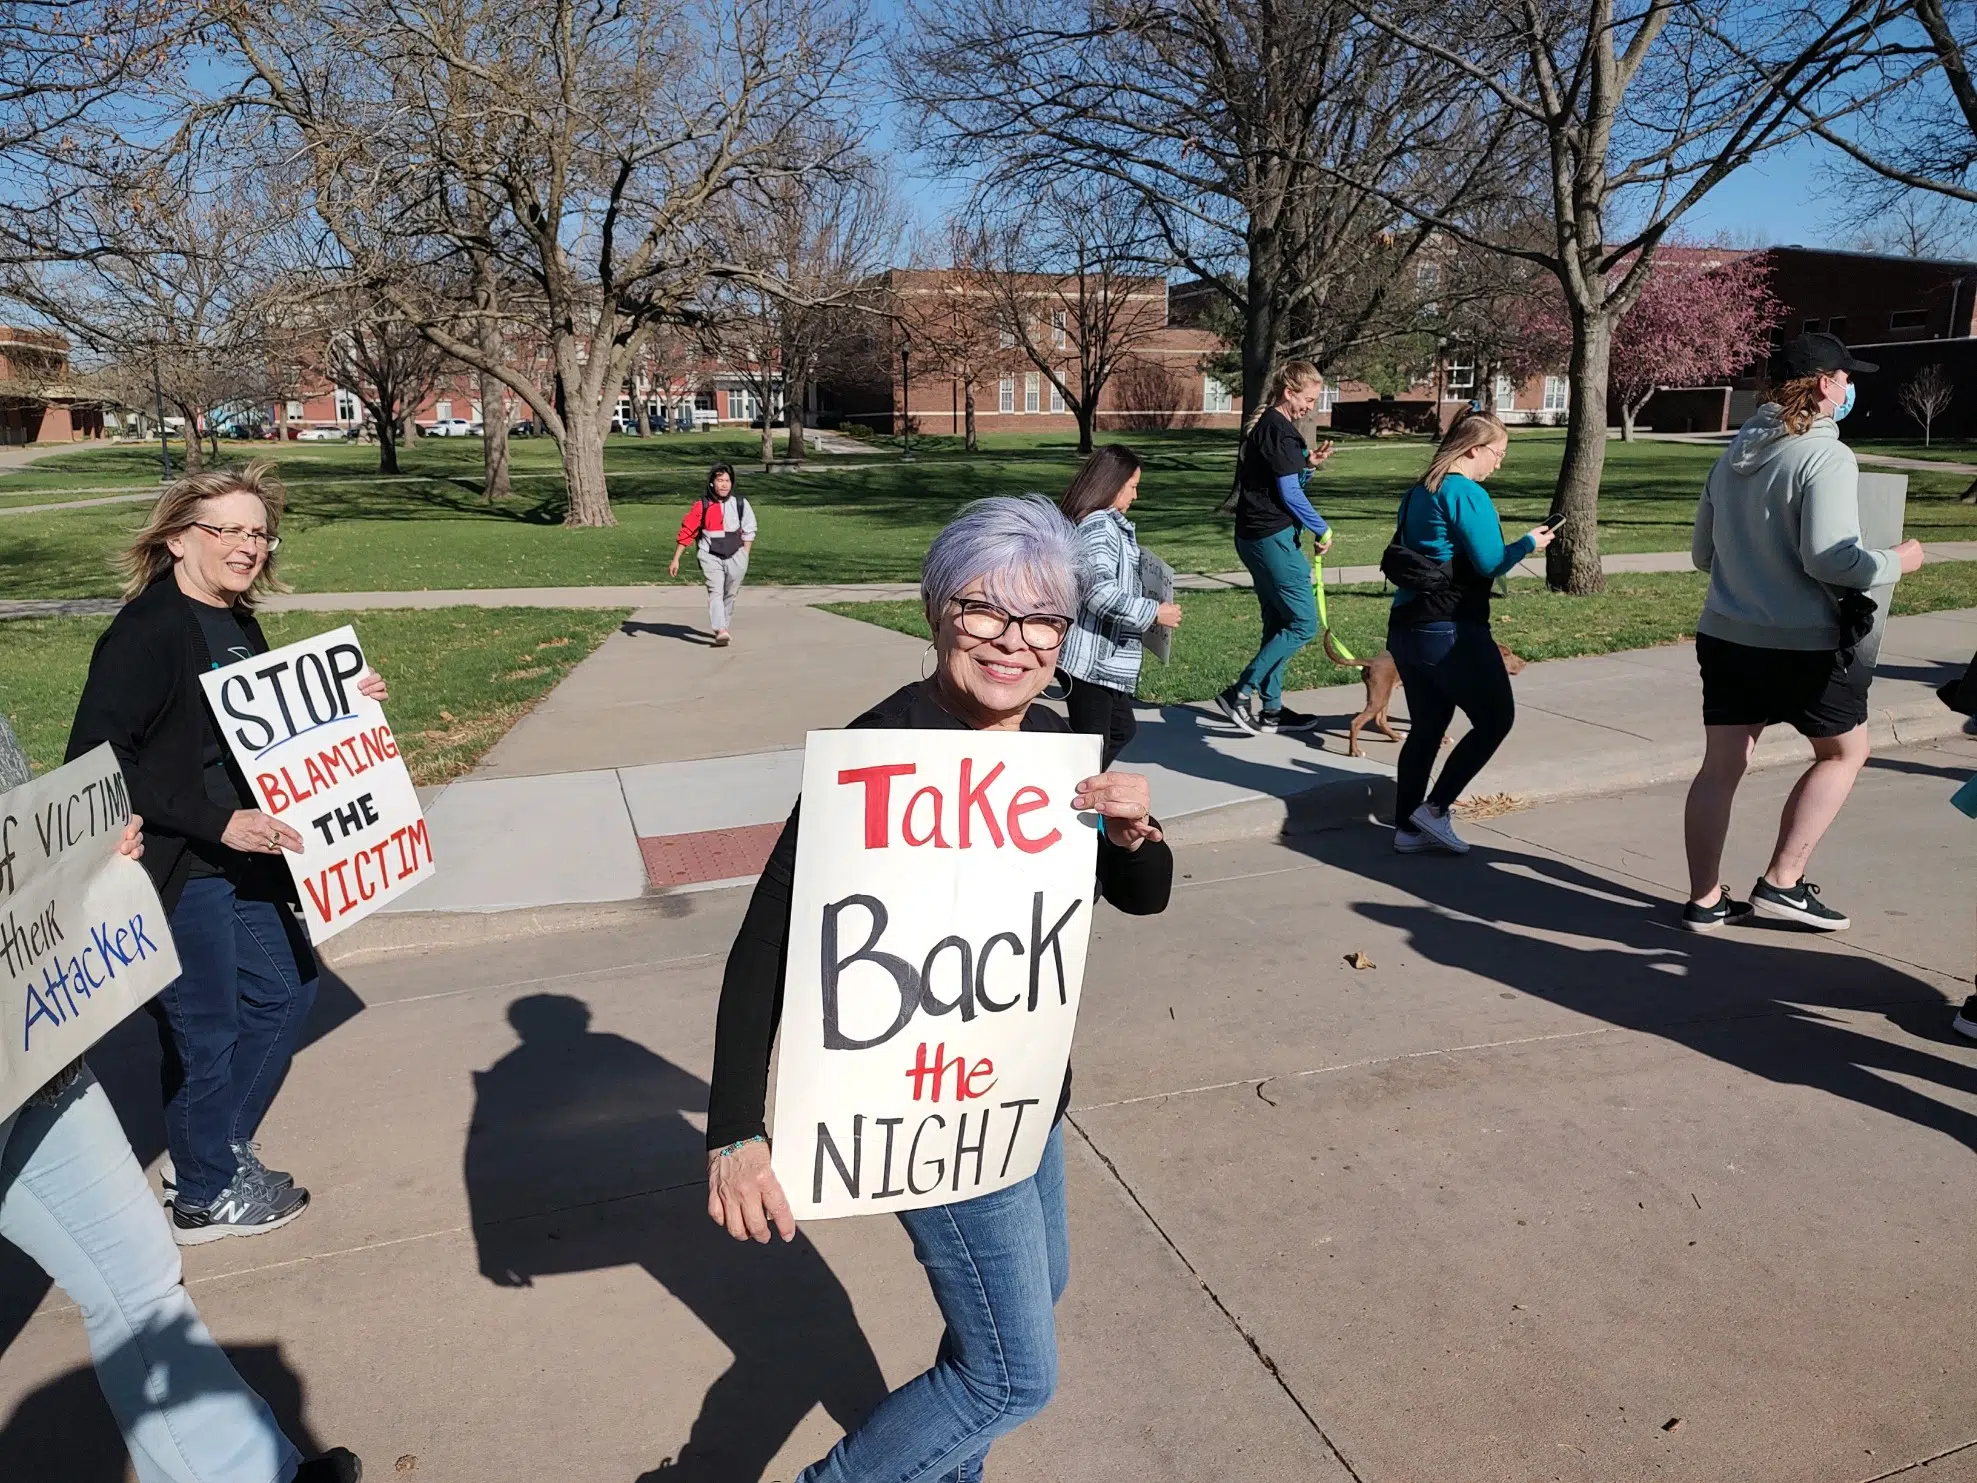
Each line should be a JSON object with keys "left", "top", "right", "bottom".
{"left": 949, "top": 599, "right": 1072, "bottom": 650}
{"left": 190, "top": 521, "right": 281, "bottom": 553}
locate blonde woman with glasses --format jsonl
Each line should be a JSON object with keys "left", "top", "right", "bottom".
{"left": 67, "top": 464, "right": 386, "bottom": 1244}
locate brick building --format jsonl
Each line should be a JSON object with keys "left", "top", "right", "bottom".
{"left": 0, "top": 327, "right": 105, "bottom": 445}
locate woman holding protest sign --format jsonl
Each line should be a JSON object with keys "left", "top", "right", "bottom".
{"left": 0, "top": 714, "right": 362, "bottom": 1483}
{"left": 1057, "top": 444, "right": 1183, "bottom": 768}
{"left": 66, "top": 464, "right": 387, "bottom": 1246}
{"left": 669, "top": 461, "right": 756, "bottom": 646}
{"left": 704, "top": 495, "right": 1173, "bottom": 1482}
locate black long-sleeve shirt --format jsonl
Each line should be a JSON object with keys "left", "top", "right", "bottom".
{"left": 705, "top": 681, "right": 1174, "bottom": 1150}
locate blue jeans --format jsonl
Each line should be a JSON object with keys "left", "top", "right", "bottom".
{"left": 1234, "top": 528, "right": 1318, "bottom": 709}
{"left": 800, "top": 1126, "right": 1069, "bottom": 1483}
{"left": 1389, "top": 620, "right": 1516, "bottom": 825}
{"left": 155, "top": 878, "right": 318, "bottom": 1207}
{"left": 0, "top": 1069, "right": 300, "bottom": 1482}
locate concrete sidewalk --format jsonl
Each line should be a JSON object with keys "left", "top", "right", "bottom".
{"left": 343, "top": 601, "right": 1977, "bottom": 951}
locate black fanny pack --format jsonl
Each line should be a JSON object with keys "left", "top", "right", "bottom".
{"left": 701, "top": 497, "right": 746, "bottom": 558}
{"left": 1382, "top": 485, "right": 1491, "bottom": 625}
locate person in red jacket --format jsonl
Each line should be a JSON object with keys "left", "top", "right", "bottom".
{"left": 669, "top": 463, "right": 757, "bottom": 646}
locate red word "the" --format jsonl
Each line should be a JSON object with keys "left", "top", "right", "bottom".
{"left": 904, "top": 1041, "right": 997, "bottom": 1102}
{"left": 836, "top": 760, "right": 1060, "bottom": 853}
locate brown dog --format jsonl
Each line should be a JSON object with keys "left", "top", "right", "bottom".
{"left": 1323, "top": 630, "right": 1526, "bottom": 756}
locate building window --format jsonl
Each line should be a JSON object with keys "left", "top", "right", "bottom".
{"left": 1447, "top": 354, "right": 1474, "bottom": 392}
{"left": 1318, "top": 386, "right": 1339, "bottom": 413}
{"left": 1049, "top": 382, "right": 1065, "bottom": 414}
{"left": 731, "top": 388, "right": 760, "bottom": 422}
{"left": 1890, "top": 309, "right": 1928, "bottom": 331}
{"left": 1542, "top": 377, "right": 1569, "bottom": 413}
{"left": 1051, "top": 311, "right": 1067, "bottom": 349}
{"left": 333, "top": 389, "right": 359, "bottom": 423}
{"left": 1803, "top": 318, "right": 1822, "bottom": 335}
{"left": 1493, "top": 375, "right": 1516, "bottom": 410}
{"left": 1416, "top": 262, "right": 1442, "bottom": 294}
{"left": 1025, "top": 372, "right": 1040, "bottom": 413}
{"left": 1204, "top": 376, "right": 1234, "bottom": 414}
{"left": 1827, "top": 316, "right": 1848, "bottom": 338}
{"left": 434, "top": 400, "right": 452, "bottom": 421}
{"left": 286, "top": 400, "right": 305, "bottom": 421}
{"left": 999, "top": 376, "right": 1014, "bottom": 413}
{"left": 998, "top": 326, "right": 1015, "bottom": 349}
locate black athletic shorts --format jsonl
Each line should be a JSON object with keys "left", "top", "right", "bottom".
{"left": 1695, "top": 632, "right": 1870, "bottom": 739}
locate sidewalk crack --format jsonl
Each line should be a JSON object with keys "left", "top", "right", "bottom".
{"left": 1065, "top": 1114, "right": 1366, "bottom": 1482}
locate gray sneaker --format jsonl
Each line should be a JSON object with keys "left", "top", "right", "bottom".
{"left": 1406, "top": 803, "right": 1471, "bottom": 855}
{"left": 171, "top": 1181, "right": 310, "bottom": 1246}
{"left": 160, "top": 1143, "right": 293, "bottom": 1203}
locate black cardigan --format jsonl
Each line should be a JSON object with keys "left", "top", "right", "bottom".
{"left": 704, "top": 681, "right": 1174, "bottom": 1150}
{"left": 65, "top": 573, "right": 270, "bottom": 912}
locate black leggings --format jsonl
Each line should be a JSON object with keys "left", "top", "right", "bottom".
{"left": 1063, "top": 675, "right": 1138, "bottom": 769}
{"left": 1389, "top": 621, "right": 1515, "bottom": 824}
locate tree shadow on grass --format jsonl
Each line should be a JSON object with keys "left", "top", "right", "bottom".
{"left": 1291, "top": 827, "right": 1977, "bottom": 1152}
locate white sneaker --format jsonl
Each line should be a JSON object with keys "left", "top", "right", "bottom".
{"left": 1393, "top": 828, "right": 1435, "bottom": 854}
{"left": 1406, "top": 803, "right": 1470, "bottom": 855}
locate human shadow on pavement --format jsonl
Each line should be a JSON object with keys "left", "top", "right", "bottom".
{"left": 1291, "top": 829, "right": 1977, "bottom": 1152}
{"left": 0, "top": 965, "right": 367, "bottom": 1366}
{"left": 463, "top": 994, "right": 887, "bottom": 1482}
{"left": 621, "top": 620, "right": 715, "bottom": 646}
{"left": 0, "top": 1328, "right": 324, "bottom": 1480}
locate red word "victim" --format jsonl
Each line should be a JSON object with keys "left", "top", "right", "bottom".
{"left": 301, "top": 819, "right": 431, "bottom": 923}
{"left": 837, "top": 760, "right": 1060, "bottom": 853}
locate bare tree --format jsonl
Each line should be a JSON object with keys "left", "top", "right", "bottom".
{"left": 896, "top": 0, "right": 1516, "bottom": 415}
{"left": 966, "top": 185, "right": 1169, "bottom": 455}
{"left": 324, "top": 306, "right": 447, "bottom": 474}
{"left": 897, "top": 220, "right": 1009, "bottom": 452}
{"left": 223, "top": 0, "right": 871, "bottom": 526}
{"left": 1900, "top": 363, "right": 1956, "bottom": 445}
{"left": 1338, "top": 0, "right": 1898, "bottom": 592}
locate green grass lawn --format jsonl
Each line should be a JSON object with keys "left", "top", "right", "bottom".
{"left": 825, "top": 559, "right": 1977, "bottom": 706}
{"left": 6, "top": 428, "right": 1977, "bottom": 600}
{"left": 1, "top": 606, "right": 627, "bottom": 783}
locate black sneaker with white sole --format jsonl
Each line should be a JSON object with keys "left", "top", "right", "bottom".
{"left": 1749, "top": 878, "right": 1850, "bottom": 931}
{"left": 1681, "top": 886, "right": 1754, "bottom": 933}
{"left": 161, "top": 1142, "right": 293, "bottom": 1204}
{"left": 1215, "top": 685, "right": 1259, "bottom": 735}
{"left": 295, "top": 1447, "right": 364, "bottom": 1483}
{"left": 171, "top": 1182, "right": 310, "bottom": 1245}
{"left": 1953, "top": 995, "right": 1977, "bottom": 1042}
{"left": 1257, "top": 705, "right": 1323, "bottom": 734}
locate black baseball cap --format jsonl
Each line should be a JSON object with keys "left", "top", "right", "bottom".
{"left": 1778, "top": 332, "right": 1877, "bottom": 378}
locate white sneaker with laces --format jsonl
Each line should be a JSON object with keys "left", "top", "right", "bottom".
{"left": 1406, "top": 803, "right": 1470, "bottom": 855}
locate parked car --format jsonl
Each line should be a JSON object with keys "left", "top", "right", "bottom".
{"left": 423, "top": 417, "right": 478, "bottom": 437}
{"left": 509, "top": 419, "right": 538, "bottom": 438}
{"left": 296, "top": 425, "right": 352, "bottom": 442}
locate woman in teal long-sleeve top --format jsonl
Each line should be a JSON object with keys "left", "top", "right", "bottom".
{"left": 1387, "top": 412, "right": 1555, "bottom": 855}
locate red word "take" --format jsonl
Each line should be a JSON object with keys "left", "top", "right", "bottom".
{"left": 837, "top": 759, "right": 1060, "bottom": 853}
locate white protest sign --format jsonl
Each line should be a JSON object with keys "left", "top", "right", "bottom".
{"left": 199, "top": 624, "right": 434, "bottom": 943}
{"left": 770, "top": 728, "right": 1101, "bottom": 1220}
{"left": 1, "top": 745, "right": 182, "bottom": 1122}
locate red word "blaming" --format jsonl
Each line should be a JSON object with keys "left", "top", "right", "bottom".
{"left": 836, "top": 759, "right": 1060, "bottom": 853}
{"left": 301, "top": 819, "right": 431, "bottom": 923}
{"left": 256, "top": 724, "right": 401, "bottom": 817}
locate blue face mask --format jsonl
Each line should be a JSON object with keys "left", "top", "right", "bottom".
{"left": 1833, "top": 381, "right": 1856, "bottom": 421}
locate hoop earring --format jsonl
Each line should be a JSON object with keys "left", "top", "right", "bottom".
{"left": 1043, "top": 668, "right": 1071, "bottom": 703}
{"left": 920, "top": 643, "right": 936, "bottom": 682}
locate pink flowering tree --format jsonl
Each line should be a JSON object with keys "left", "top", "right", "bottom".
{"left": 1516, "top": 253, "right": 1782, "bottom": 441}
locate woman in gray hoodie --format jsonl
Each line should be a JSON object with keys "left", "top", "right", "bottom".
{"left": 1681, "top": 333, "right": 1924, "bottom": 935}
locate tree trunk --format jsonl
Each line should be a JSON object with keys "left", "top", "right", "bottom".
{"left": 1240, "top": 230, "right": 1279, "bottom": 414}
{"left": 788, "top": 378, "right": 807, "bottom": 464}
{"left": 964, "top": 383, "right": 977, "bottom": 452}
{"left": 1620, "top": 403, "right": 1637, "bottom": 442}
{"left": 1075, "top": 400, "right": 1095, "bottom": 455}
{"left": 480, "top": 368, "right": 510, "bottom": 501}
{"left": 181, "top": 408, "right": 204, "bottom": 474}
{"left": 760, "top": 407, "right": 775, "bottom": 471}
{"left": 207, "top": 422, "right": 220, "bottom": 461}
{"left": 561, "top": 413, "right": 615, "bottom": 527}
{"left": 632, "top": 388, "right": 650, "bottom": 437}
{"left": 377, "top": 413, "right": 400, "bottom": 474}
{"left": 1545, "top": 311, "right": 1614, "bottom": 595}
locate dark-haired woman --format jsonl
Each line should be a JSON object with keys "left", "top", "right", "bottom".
{"left": 669, "top": 462, "right": 757, "bottom": 646}
{"left": 1057, "top": 445, "right": 1182, "bottom": 767}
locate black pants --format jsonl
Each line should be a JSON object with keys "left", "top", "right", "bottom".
{"left": 1063, "top": 675, "right": 1138, "bottom": 769}
{"left": 1389, "top": 621, "right": 1515, "bottom": 824}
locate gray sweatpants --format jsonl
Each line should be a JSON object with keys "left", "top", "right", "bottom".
{"left": 698, "top": 546, "right": 749, "bottom": 633}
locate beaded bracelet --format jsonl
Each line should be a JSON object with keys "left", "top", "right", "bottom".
{"left": 713, "top": 1134, "right": 766, "bottom": 1159}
